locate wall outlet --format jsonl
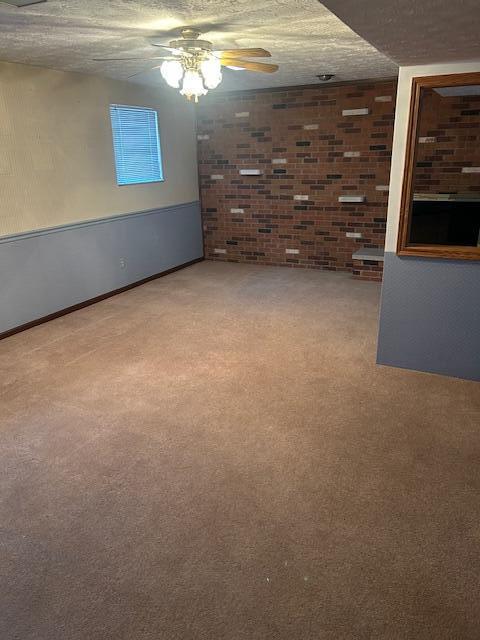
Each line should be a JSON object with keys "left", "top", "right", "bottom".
{"left": 119, "top": 258, "right": 127, "bottom": 269}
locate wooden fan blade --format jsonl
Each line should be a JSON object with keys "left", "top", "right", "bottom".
{"left": 220, "top": 58, "right": 279, "bottom": 73}
{"left": 214, "top": 48, "right": 271, "bottom": 58}
{"left": 93, "top": 56, "right": 175, "bottom": 61}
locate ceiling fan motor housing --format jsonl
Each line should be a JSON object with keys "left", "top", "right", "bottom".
{"left": 170, "top": 28, "right": 213, "bottom": 53}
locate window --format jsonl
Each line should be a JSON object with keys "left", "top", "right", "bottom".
{"left": 109, "top": 105, "right": 164, "bottom": 186}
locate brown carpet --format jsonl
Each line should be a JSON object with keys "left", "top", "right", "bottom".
{"left": 1, "top": 261, "right": 479, "bottom": 640}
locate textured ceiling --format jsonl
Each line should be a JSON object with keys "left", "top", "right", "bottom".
{"left": 322, "top": 0, "right": 480, "bottom": 66}
{"left": 0, "top": 0, "right": 397, "bottom": 91}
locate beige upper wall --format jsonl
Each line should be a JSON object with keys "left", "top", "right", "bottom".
{"left": 385, "top": 60, "right": 480, "bottom": 252}
{"left": 0, "top": 62, "right": 199, "bottom": 237}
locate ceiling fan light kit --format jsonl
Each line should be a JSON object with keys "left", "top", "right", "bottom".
{"left": 159, "top": 29, "right": 223, "bottom": 101}
{"left": 161, "top": 53, "right": 222, "bottom": 101}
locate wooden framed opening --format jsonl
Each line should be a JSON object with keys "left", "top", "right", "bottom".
{"left": 397, "top": 72, "right": 480, "bottom": 260}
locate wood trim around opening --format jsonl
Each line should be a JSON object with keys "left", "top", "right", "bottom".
{"left": 0, "top": 257, "right": 204, "bottom": 341}
{"left": 396, "top": 71, "right": 480, "bottom": 261}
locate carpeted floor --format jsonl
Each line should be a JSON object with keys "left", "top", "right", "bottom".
{"left": 1, "top": 261, "right": 479, "bottom": 640}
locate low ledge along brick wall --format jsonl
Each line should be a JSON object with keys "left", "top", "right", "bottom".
{"left": 197, "top": 79, "right": 397, "bottom": 282}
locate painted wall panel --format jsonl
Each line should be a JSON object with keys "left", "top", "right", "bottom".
{"left": 0, "top": 61, "right": 199, "bottom": 237}
{"left": 0, "top": 202, "right": 203, "bottom": 333}
{"left": 377, "top": 252, "right": 480, "bottom": 381}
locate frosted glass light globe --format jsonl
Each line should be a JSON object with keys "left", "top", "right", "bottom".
{"left": 180, "top": 70, "right": 208, "bottom": 101}
{"left": 201, "top": 56, "right": 222, "bottom": 89}
{"left": 160, "top": 60, "right": 183, "bottom": 88}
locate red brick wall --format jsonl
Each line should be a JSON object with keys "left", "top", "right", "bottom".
{"left": 197, "top": 79, "right": 396, "bottom": 274}
{"left": 414, "top": 89, "right": 480, "bottom": 195}
{"left": 352, "top": 258, "right": 384, "bottom": 282}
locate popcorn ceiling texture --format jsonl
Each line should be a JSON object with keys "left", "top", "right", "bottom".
{"left": 414, "top": 89, "right": 480, "bottom": 195}
{"left": 198, "top": 80, "right": 397, "bottom": 281}
{"left": 0, "top": 1, "right": 397, "bottom": 90}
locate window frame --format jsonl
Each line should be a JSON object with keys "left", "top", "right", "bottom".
{"left": 109, "top": 104, "right": 165, "bottom": 187}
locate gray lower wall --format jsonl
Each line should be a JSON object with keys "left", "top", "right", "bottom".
{"left": 377, "top": 251, "right": 480, "bottom": 381}
{"left": 0, "top": 201, "right": 203, "bottom": 334}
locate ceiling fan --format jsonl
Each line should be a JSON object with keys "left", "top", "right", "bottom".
{"left": 94, "top": 28, "right": 279, "bottom": 102}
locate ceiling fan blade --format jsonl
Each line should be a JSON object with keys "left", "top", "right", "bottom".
{"left": 151, "top": 44, "right": 190, "bottom": 56}
{"left": 214, "top": 48, "right": 271, "bottom": 58}
{"left": 127, "top": 66, "right": 161, "bottom": 79}
{"left": 220, "top": 58, "right": 279, "bottom": 74}
{"left": 93, "top": 56, "right": 175, "bottom": 62}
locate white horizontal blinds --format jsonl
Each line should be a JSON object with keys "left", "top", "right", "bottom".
{"left": 110, "top": 105, "right": 163, "bottom": 185}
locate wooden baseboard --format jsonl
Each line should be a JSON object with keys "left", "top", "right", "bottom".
{"left": 0, "top": 257, "right": 204, "bottom": 341}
